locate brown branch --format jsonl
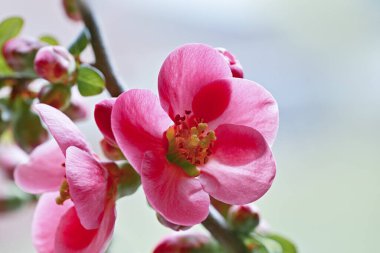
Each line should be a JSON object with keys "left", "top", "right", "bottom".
{"left": 76, "top": 0, "right": 125, "bottom": 97}
{"left": 202, "top": 206, "right": 249, "bottom": 253}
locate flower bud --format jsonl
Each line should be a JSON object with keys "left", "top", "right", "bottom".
{"left": 38, "top": 84, "right": 71, "bottom": 110}
{"left": 216, "top": 47, "right": 244, "bottom": 78}
{"left": 153, "top": 233, "right": 213, "bottom": 253}
{"left": 100, "top": 138, "right": 125, "bottom": 161}
{"left": 62, "top": 0, "right": 81, "bottom": 21}
{"left": 227, "top": 205, "right": 260, "bottom": 235}
{"left": 63, "top": 88, "right": 88, "bottom": 121}
{"left": 34, "top": 46, "right": 76, "bottom": 84}
{"left": 2, "top": 37, "right": 43, "bottom": 72}
{"left": 156, "top": 212, "right": 191, "bottom": 231}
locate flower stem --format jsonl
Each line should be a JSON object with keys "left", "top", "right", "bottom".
{"left": 76, "top": 1, "right": 248, "bottom": 252}
{"left": 76, "top": 0, "right": 125, "bottom": 97}
{"left": 202, "top": 206, "right": 249, "bottom": 253}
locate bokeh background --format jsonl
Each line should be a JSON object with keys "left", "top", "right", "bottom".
{"left": 1, "top": 0, "right": 380, "bottom": 252}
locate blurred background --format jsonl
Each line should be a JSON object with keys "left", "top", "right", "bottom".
{"left": 1, "top": 0, "right": 380, "bottom": 252}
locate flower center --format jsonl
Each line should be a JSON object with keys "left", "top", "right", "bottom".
{"left": 56, "top": 179, "right": 71, "bottom": 205}
{"left": 166, "top": 111, "right": 216, "bottom": 177}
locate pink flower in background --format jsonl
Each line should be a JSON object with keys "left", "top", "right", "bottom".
{"left": 153, "top": 233, "right": 212, "bottom": 253}
{"left": 0, "top": 143, "right": 28, "bottom": 178}
{"left": 111, "top": 44, "right": 278, "bottom": 226}
{"left": 14, "top": 104, "right": 117, "bottom": 252}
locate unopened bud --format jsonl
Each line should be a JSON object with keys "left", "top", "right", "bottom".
{"left": 100, "top": 139, "right": 125, "bottom": 161}
{"left": 227, "top": 205, "right": 260, "bottom": 235}
{"left": 216, "top": 47, "right": 244, "bottom": 78}
{"left": 153, "top": 233, "right": 214, "bottom": 253}
{"left": 62, "top": 0, "right": 81, "bottom": 21}
{"left": 38, "top": 84, "right": 71, "bottom": 110}
{"left": 2, "top": 37, "right": 43, "bottom": 72}
{"left": 63, "top": 89, "right": 88, "bottom": 121}
{"left": 34, "top": 46, "right": 75, "bottom": 84}
{"left": 156, "top": 213, "right": 191, "bottom": 231}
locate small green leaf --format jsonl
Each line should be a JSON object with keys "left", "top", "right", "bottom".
{"left": 266, "top": 234, "right": 297, "bottom": 253}
{"left": 39, "top": 35, "right": 59, "bottom": 45}
{"left": 69, "top": 29, "right": 90, "bottom": 56}
{"left": 0, "top": 16, "right": 24, "bottom": 45}
{"left": 77, "top": 65, "right": 105, "bottom": 96}
{"left": 0, "top": 55, "right": 12, "bottom": 74}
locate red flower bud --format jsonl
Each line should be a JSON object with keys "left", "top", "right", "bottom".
{"left": 153, "top": 233, "right": 212, "bottom": 253}
{"left": 34, "top": 46, "right": 75, "bottom": 84}
{"left": 62, "top": 0, "right": 81, "bottom": 21}
{"left": 227, "top": 205, "right": 260, "bottom": 234}
{"left": 216, "top": 47, "right": 244, "bottom": 78}
{"left": 100, "top": 138, "right": 125, "bottom": 161}
{"left": 38, "top": 84, "right": 71, "bottom": 110}
{"left": 2, "top": 37, "right": 43, "bottom": 72}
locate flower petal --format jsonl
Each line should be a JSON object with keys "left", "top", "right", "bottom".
{"left": 55, "top": 203, "right": 116, "bottom": 253}
{"left": 0, "top": 143, "right": 28, "bottom": 173}
{"left": 158, "top": 44, "right": 232, "bottom": 118}
{"left": 95, "top": 98, "right": 116, "bottom": 145}
{"left": 65, "top": 146, "right": 108, "bottom": 230}
{"left": 32, "top": 192, "right": 73, "bottom": 253}
{"left": 141, "top": 152, "right": 210, "bottom": 226}
{"left": 34, "top": 104, "right": 91, "bottom": 155}
{"left": 199, "top": 124, "right": 276, "bottom": 205}
{"left": 111, "top": 89, "right": 172, "bottom": 173}
{"left": 192, "top": 78, "right": 279, "bottom": 146}
{"left": 14, "top": 140, "right": 65, "bottom": 194}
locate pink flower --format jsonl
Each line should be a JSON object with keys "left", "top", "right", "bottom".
{"left": 34, "top": 46, "right": 76, "bottom": 84}
{"left": 111, "top": 44, "right": 278, "bottom": 226}
{"left": 14, "top": 104, "right": 117, "bottom": 252}
{"left": 32, "top": 192, "right": 115, "bottom": 253}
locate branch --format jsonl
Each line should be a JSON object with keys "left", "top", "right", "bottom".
{"left": 202, "top": 206, "right": 249, "bottom": 253}
{"left": 76, "top": 0, "right": 125, "bottom": 97}
{"left": 0, "top": 73, "right": 37, "bottom": 82}
{"left": 76, "top": 2, "right": 248, "bottom": 252}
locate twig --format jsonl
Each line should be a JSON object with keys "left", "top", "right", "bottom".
{"left": 202, "top": 206, "right": 249, "bottom": 253}
{"left": 76, "top": 0, "right": 125, "bottom": 97}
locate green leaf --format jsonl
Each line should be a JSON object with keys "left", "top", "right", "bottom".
{"left": 39, "top": 35, "right": 59, "bottom": 45}
{"left": 77, "top": 65, "right": 105, "bottom": 96}
{"left": 266, "top": 234, "right": 297, "bottom": 253}
{"left": 69, "top": 29, "right": 90, "bottom": 56}
{"left": 0, "top": 16, "right": 24, "bottom": 45}
{"left": 0, "top": 56, "right": 12, "bottom": 74}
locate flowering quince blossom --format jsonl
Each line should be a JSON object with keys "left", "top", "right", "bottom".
{"left": 14, "top": 104, "right": 117, "bottom": 253}
{"left": 109, "top": 43, "right": 279, "bottom": 226}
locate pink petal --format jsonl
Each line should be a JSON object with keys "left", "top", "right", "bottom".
{"left": 65, "top": 146, "right": 108, "bottom": 230}
{"left": 34, "top": 104, "right": 91, "bottom": 155}
{"left": 158, "top": 44, "right": 232, "bottom": 118}
{"left": 32, "top": 192, "right": 73, "bottom": 253}
{"left": 14, "top": 140, "right": 65, "bottom": 194}
{"left": 192, "top": 78, "right": 279, "bottom": 146}
{"left": 199, "top": 124, "right": 276, "bottom": 205}
{"left": 95, "top": 98, "right": 116, "bottom": 145}
{"left": 141, "top": 152, "right": 210, "bottom": 226}
{"left": 0, "top": 143, "right": 28, "bottom": 173}
{"left": 55, "top": 203, "right": 116, "bottom": 253}
{"left": 111, "top": 89, "right": 172, "bottom": 173}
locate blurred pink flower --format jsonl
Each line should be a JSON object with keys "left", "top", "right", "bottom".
{"left": 111, "top": 44, "right": 279, "bottom": 226}
{"left": 0, "top": 142, "right": 28, "bottom": 178}
{"left": 15, "top": 104, "right": 117, "bottom": 252}
{"left": 153, "top": 233, "right": 211, "bottom": 253}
